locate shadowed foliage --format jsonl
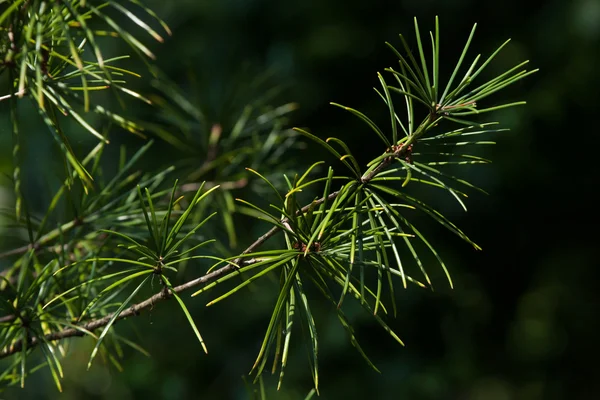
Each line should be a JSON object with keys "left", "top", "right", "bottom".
{"left": 0, "top": 1, "right": 550, "bottom": 398}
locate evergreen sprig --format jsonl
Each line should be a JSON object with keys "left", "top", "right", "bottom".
{"left": 0, "top": 6, "right": 536, "bottom": 395}
{"left": 0, "top": 0, "right": 170, "bottom": 216}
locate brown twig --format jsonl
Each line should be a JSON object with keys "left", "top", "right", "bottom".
{"left": 0, "top": 127, "right": 424, "bottom": 360}
{"left": 0, "top": 264, "right": 237, "bottom": 358}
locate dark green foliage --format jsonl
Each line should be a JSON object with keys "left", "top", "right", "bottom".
{"left": 0, "top": 2, "right": 535, "bottom": 396}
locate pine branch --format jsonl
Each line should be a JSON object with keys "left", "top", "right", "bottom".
{"left": 0, "top": 130, "right": 419, "bottom": 360}
{"left": 0, "top": 179, "right": 235, "bottom": 261}
{"left": 0, "top": 263, "right": 236, "bottom": 359}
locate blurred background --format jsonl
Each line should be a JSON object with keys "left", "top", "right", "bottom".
{"left": 1, "top": 0, "right": 598, "bottom": 399}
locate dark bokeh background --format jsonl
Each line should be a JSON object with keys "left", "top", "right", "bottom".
{"left": 1, "top": 0, "right": 599, "bottom": 399}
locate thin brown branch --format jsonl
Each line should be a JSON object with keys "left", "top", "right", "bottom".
{"left": 0, "top": 244, "right": 32, "bottom": 259}
{"left": 0, "top": 218, "right": 81, "bottom": 260}
{"left": 0, "top": 315, "right": 16, "bottom": 324}
{"left": 233, "top": 131, "right": 421, "bottom": 265}
{"left": 0, "top": 264, "right": 237, "bottom": 359}
{"left": 0, "top": 125, "right": 427, "bottom": 360}
{"left": 233, "top": 190, "right": 341, "bottom": 266}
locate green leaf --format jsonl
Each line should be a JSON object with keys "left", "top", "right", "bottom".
{"left": 439, "top": 23, "right": 477, "bottom": 105}
{"left": 370, "top": 192, "right": 432, "bottom": 288}
{"left": 87, "top": 275, "right": 151, "bottom": 369}
{"left": 192, "top": 252, "right": 292, "bottom": 296}
{"left": 246, "top": 168, "right": 284, "bottom": 202}
{"left": 20, "top": 329, "right": 27, "bottom": 388}
{"left": 404, "top": 161, "right": 467, "bottom": 211}
{"left": 413, "top": 17, "right": 433, "bottom": 101}
{"left": 432, "top": 16, "right": 440, "bottom": 102}
{"left": 109, "top": 1, "right": 165, "bottom": 43}
{"left": 305, "top": 182, "right": 356, "bottom": 254}
{"left": 251, "top": 259, "right": 301, "bottom": 375}
{"left": 370, "top": 184, "right": 480, "bottom": 249}
{"left": 99, "top": 230, "right": 156, "bottom": 260}
{"left": 274, "top": 265, "right": 296, "bottom": 389}
{"left": 38, "top": 338, "right": 63, "bottom": 392}
{"left": 366, "top": 206, "right": 395, "bottom": 315}
{"left": 377, "top": 73, "right": 398, "bottom": 145}
{"left": 311, "top": 168, "right": 335, "bottom": 231}
{"left": 89, "top": 5, "right": 156, "bottom": 60}
{"left": 44, "top": 268, "right": 146, "bottom": 311}
{"left": 306, "top": 272, "right": 380, "bottom": 372}
{"left": 166, "top": 184, "right": 220, "bottom": 247}
{"left": 36, "top": 105, "right": 93, "bottom": 189}
{"left": 330, "top": 103, "right": 391, "bottom": 148}
{"left": 325, "top": 138, "right": 361, "bottom": 177}
{"left": 293, "top": 273, "right": 319, "bottom": 393}
{"left": 161, "top": 275, "right": 208, "bottom": 353}
{"left": 80, "top": 269, "right": 153, "bottom": 321}
{"left": 338, "top": 191, "right": 361, "bottom": 308}
{"left": 0, "top": 0, "right": 25, "bottom": 25}
{"left": 366, "top": 196, "right": 406, "bottom": 289}
{"left": 206, "top": 255, "right": 295, "bottom": 307}
{"left": 293, "top": 128, "right": 360, "bottom": 176}
{"left": 164, "top": 212, "right": 216, "bottom": 260}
